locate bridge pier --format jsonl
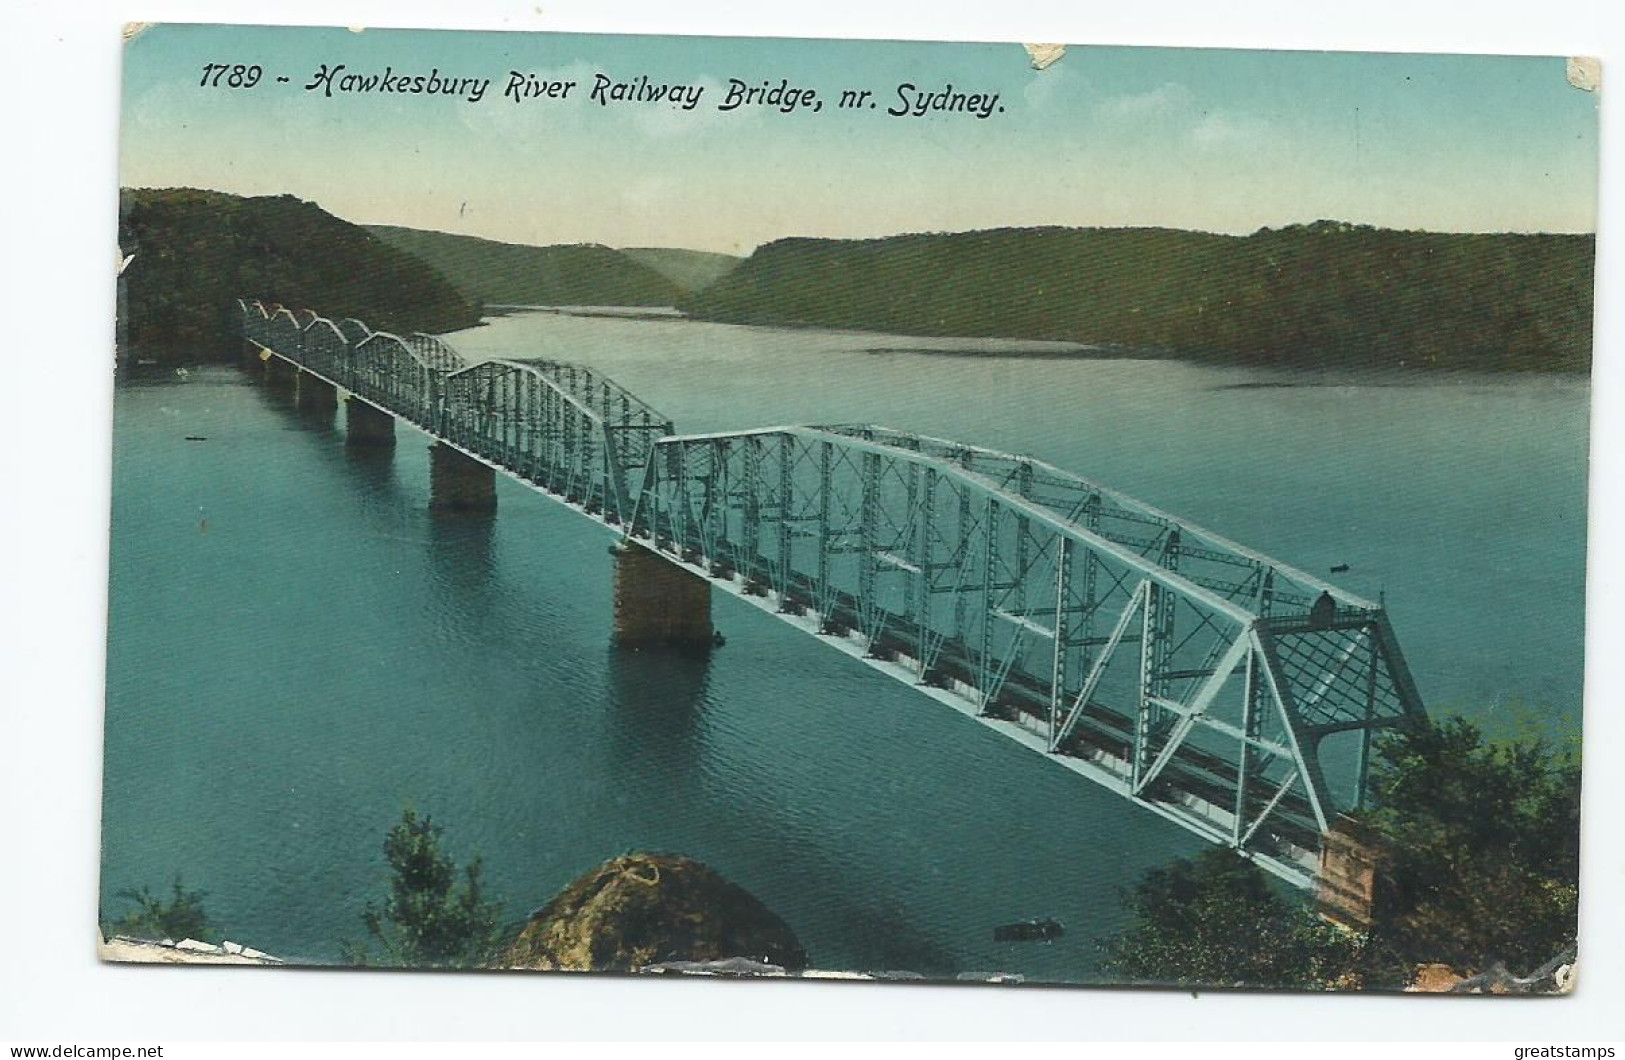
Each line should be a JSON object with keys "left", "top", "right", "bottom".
{"left": 1315, "top": 815, "right": 1390, "bottom": 932}
{"left": 429, "top": 442, "right": 497, "bottom": 515}
{"left": 345, "top": 398, "right": 396, "bottom": 448}
{"left": 295, "top": 370, "right": 338, "bottom": 414}
{"left": 611, "top": 541, "right": 713, "bottom": 651}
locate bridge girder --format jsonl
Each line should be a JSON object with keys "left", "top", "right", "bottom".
{"left": 238, "top": 303, "right": 670, "bottom": 525}
{"left": 626, "top": 424, "right": 1428, "bottom": 887}
{"left": 239, "top": 302, "right": 1430, "bottom": 890}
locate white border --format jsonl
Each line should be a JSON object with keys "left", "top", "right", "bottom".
{"left": 3, "top": 0, "right": 1620, "bottom": 1041}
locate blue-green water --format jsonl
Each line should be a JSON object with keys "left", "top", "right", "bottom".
{"left": 101, "top": 312, "right": 1589, "bottom": 979}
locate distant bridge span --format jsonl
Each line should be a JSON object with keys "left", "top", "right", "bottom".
{"left": 240, "top": 300, "right": 1427, "bottom": 903}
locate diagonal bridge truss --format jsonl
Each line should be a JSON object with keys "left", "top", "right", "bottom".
{"left": 240, "top": 300, "right": 672, "bottom": 525}
{"left": 625, "top": 425, "right": 1427, "bottom": 887}
{"left": 240, "top": 301, "right": 1427, "bottom": 889}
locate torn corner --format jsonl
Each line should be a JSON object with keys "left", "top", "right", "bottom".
{"left": 122, "top": 22, "right": 154, "bottom": 44}
{"left": 1024, "top": 43, "right": 1066, "bottom": 72}
{"left": 1566, "top": 57, "right": 1601, "bottom": 93}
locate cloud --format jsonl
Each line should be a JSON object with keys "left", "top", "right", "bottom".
{"left": 1021, "top": 60, "right": 1077, "bottom": 109}
{"left": 457, "top": 60, "right": 599, "bottom": 147}
{"left": 632, "top": 76, "right": 762, "bottom": 139}
{"left": 1091, "top": 82, "right": 1269, "bottom": 153}
{"left": 1095, "top": 81, "right": 1195, "bottom": 120}
{"left": 1190, "top": 109, "right": 1270, "bottom": 149}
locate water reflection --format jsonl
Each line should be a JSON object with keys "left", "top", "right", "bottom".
{"left": 427, "top": 514, "right": 498, "bottom": 594}
{"left": 294, "top": 392, "right": 338, "bottom": 429}
{"left": 335, "top": 439, "right": 402, "bottom": 503}
{"left": 604, "top": 646, "right": 712, "bottom": 776}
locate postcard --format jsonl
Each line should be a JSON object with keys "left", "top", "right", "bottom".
{"left": 105, "top": 22, "right": 1597, "bottom": 992}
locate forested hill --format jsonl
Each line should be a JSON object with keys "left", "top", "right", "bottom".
{"left": 117, "top": 189, "right": 480, "bottom": 363}
{"left": 681, "top": 223, "right": 1595, "bottom": 372}
{"left": 365, "top": 225, "right": 688, "bottom": 307}
{"left": 620, "top": 247, "right": 741, "bottom": 295}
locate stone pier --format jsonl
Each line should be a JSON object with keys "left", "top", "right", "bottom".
{"left": 295, "top": 370, "right": 338, "bottom": 413}
{"left": 345, "top": 398, "right": 396, "bottom": 448}
{"left": 1315, "top": 815, "right": 1390, "bottom": 932}
{"left": 429, "top": 442, "right": 497, "bottom": 515}
{"left": 612, "top": 541, "right": 714, "bottom": 651}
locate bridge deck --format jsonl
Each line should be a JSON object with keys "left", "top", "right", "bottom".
{"left": 240, "top": 301, "right": 1429, "bottom": 891}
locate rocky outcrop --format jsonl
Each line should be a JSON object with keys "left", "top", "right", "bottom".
{"left": 498, "top": 853, "right": 807, "bottom": 973}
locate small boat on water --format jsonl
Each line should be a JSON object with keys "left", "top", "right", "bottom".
{"left": 993, "top": 917, "right": 1064, "bottom": 943}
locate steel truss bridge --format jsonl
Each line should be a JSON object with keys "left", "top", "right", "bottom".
{"left": 241, "top": 300, "right": 1428, "bottom": 890}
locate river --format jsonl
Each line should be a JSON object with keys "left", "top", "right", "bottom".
{"left": 101, "top": 309, "right": 1590, "bottom": 980}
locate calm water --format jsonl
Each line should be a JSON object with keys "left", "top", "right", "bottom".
{"left": 102, "top": 312, "right": 1590, "bottom": 979}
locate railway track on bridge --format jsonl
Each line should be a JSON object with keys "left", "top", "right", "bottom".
{"left": 240, "top": 299, "right": 1428, "bottom": 909}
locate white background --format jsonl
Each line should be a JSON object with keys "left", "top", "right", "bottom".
{"left": 2, "top": 0, "right": 1621, "bottom": 1042}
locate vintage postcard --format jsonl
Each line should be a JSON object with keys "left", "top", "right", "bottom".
{"left": 105, "top": 23, "right": 1596, "bottom": 992}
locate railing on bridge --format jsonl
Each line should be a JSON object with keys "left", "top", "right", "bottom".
{"left": 238, "top": 299, "right": 674, "bottom": 525}
{"left": 624, "top": 424, "right": 1427, "bottom": 887}
{"left": 240, "top": 299, "right": 1428, "bottom": 889}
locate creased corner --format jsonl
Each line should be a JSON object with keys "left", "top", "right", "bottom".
{"left": 1024, "top": 43, "right": 1066, "bottom": 72}
{"left": 1566, "top": 57, "right": 1601, "bottom": 93}
{"left": 122, "top": 22, "right": 154, "bottom": 44}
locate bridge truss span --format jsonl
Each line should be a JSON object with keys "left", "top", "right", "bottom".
{"left": 237, "top": 301, "right": 671, "bottom": 526}
{"left": 625, "top": 424, "right": 1427, "bottom": 887}
{"left": 239, "top": 300, "right": 1429, "bottom": 891}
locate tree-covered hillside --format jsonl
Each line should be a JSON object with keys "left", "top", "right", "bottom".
{"left": 683, "top": 223, "right": 1595, "bottom": 372}
{"left": 621, "top": 247, "right": 741, "bottom": 296}
{"left": 365, "top": 225, "right": 687, "bottom": 307}
{"left": 118, "top": 188, "right": 480, "bottom": 363}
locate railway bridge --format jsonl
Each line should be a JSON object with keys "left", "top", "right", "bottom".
{"left": 239, "top": 299, "right": 1427, "bottom": 918}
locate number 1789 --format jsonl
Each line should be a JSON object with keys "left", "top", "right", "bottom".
{"left": 199, "top": 63, "right": 262, "bottom": 88}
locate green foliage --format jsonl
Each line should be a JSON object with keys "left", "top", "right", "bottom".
{"left": 683, "top": 223, "right": 1594, "bottom": 372}
{"left": 118, "top": 188, "right": 481, "bottom": 363}
{"left": 347, "top": 808, "right": 506, "bottom": 969}
{"left": 1099, "top": 714, "right": 1582, "bottom": 991}
{"left": 1360, "top": 715, "right": 1581, "bottom": 984}
{"left": 1099, "top": 848, "right": 1363, "bottom": 989}
{"left": 366, "top": 225, "right": 690, "bottom": 306}
{"left": 109, "top": 876, "right": 212, "bottom": 942}
{"left": 620, "top": 247, "right": 741, "bottom": 296}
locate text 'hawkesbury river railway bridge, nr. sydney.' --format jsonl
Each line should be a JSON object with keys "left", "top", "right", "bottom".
{"left": 239, "top": 298, "right": 1430, "bottom": 926}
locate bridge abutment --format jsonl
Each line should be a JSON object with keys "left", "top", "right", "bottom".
{"left": 296, "top": 370, "right": 338, "bottom": 413}
{"left": 345, "top": 398, "right": 396, "bottom": 448}
{"left": 1315, "top": 815, "right": 1390, "bottom": 932}
{"left": 611, "top": 541, "right": 713, "bottom": 651}
{"left": 429, "top": 442, "right": 497, "bottom": 515}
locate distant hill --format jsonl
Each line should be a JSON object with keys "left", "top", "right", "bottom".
{"left": 621, "top": 248, "right": 741, "bottom": 296}
{"left": 117, "top": 189, "right": 480, "bottom": 363}
{"left": 681, "top": 222, "right": 1595, "bottom": 372}
{"left": 365, "top": 225, "right": 687, "bottom": 307}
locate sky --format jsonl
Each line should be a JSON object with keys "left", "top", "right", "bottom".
{"left": 120, "top": 22, "right": 1600, "bottom": 253}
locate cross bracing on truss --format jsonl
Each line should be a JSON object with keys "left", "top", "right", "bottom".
{"left": 624, "top": 424, "right": 1428, "bottom": 887}
{"left": 241, "top": 301, "right": 1428, "bottom": 889}
{"left": 239, "top": 301, "right": 673, "bottom": 526}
